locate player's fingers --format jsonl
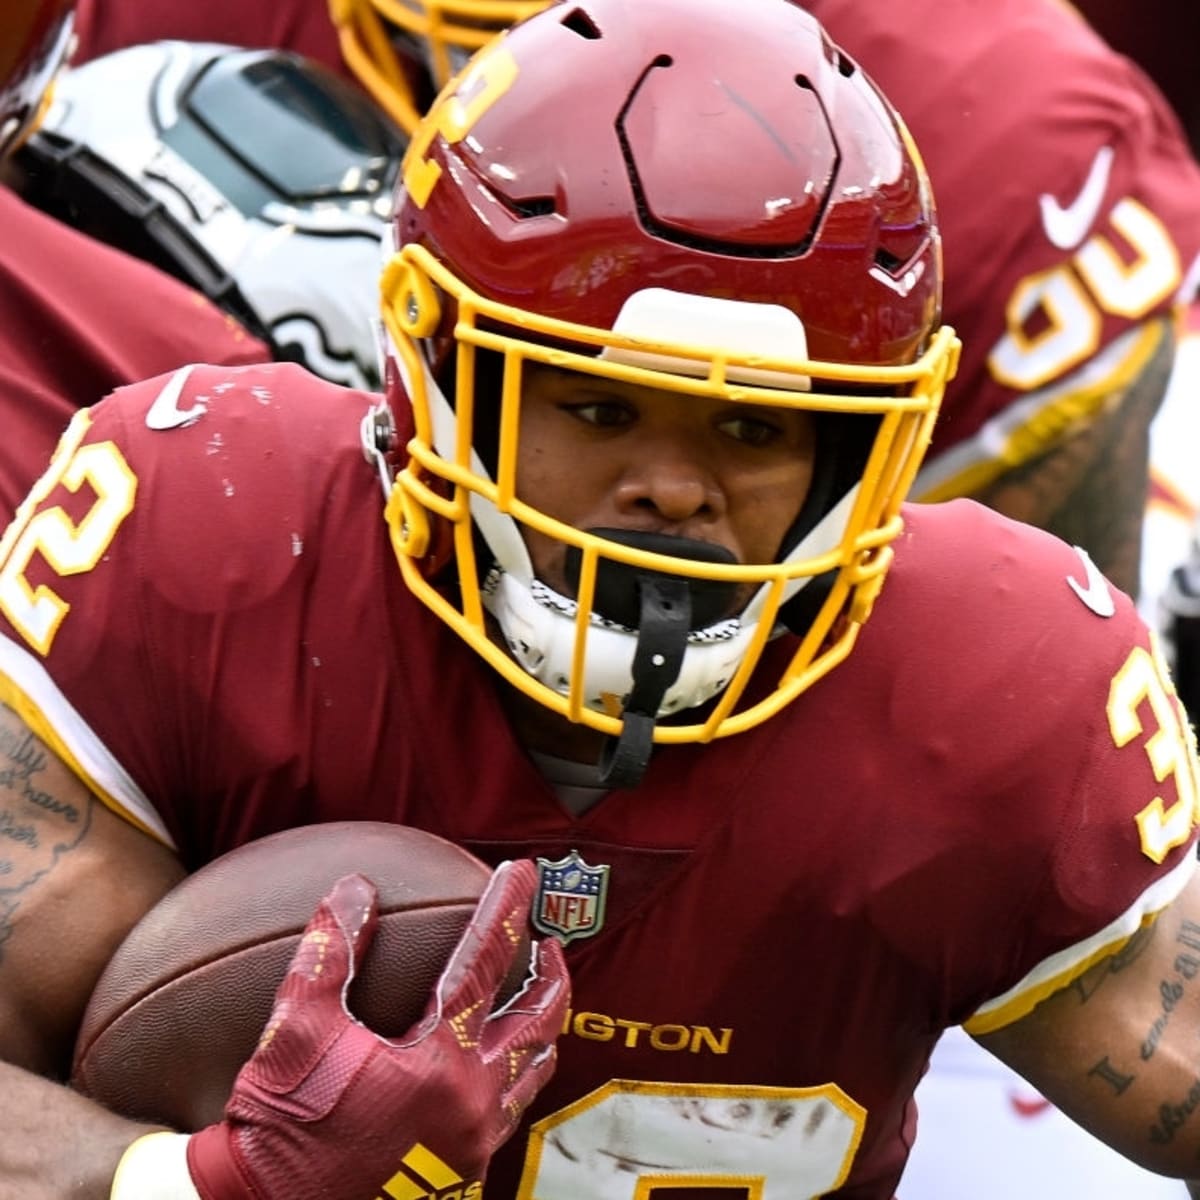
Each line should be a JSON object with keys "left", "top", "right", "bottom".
{"left": 241, "top": 874, "right": 378, "bottom": 1090}
{"left": 432, "top": 860, "right": 536, "bottom": 1025}
{"left": 480, "top": 937, "right": 568, "bottom": 1090}
{"left": 488, "top": 935, "right": 569, "bottom": 1023}
{"left": 496, "top": 1038, "right": 560, "bottom": 1139}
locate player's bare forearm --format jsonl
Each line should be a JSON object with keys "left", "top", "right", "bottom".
{"left": 977, "top": 869, "right": 1200, "bottom": 1179}
{"left": 0, "top": 702, "right": 184, "bottom": 1194}
{"left": 0, "top": 1058, "right": 166, "bottom": 1199}
{"left": 972, "top": 317, "right": 1176, "bottom": 599}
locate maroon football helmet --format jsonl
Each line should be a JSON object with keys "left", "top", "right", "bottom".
{"left": 372, "top": 0, "right": 960, "bottom": 766}
{"left": 1, "top": 0, "right": 75, "bottom": 158}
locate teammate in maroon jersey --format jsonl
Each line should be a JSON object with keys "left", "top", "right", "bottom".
{"left": 804, "top": 0, "right": 1200, "bottom": 602}
{"left": 0, "top": 0, "right": 270, "bottom": 521}
{"left": 3, "top": 1, "right": 1200, "bottom": 1198}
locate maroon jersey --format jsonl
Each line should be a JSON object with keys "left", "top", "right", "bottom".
{"left": 0, "top": 363, "right": 1196, "bottom": 1198}
{"left": 806, "top": 0, "right": 1200, "bottom": 500}
{"left": 71, "top": 0, "right": 350, "bottom": 80}
{"left": 0, "top": 189, "right": 269, "bottom": 519}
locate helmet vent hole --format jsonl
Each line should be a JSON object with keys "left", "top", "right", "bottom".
{"left": 560, "top": 8, "right": 603, "bottom": 39}
{"left": 835, "top": 50, "right": 856, "bottom": 78}
{"left": 874, "top": 247, "right": 905, "bottom": 275}
{"left": 793, "top": 74, "right": 815, "bottom": 93}
{"left": 513, "top": 197, "right": 556, "bottom": 219}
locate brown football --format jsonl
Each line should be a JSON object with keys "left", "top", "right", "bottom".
{"left": 71, "top": 821, "right": 529, "bottom": 1131}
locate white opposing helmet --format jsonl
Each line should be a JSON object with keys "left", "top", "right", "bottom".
{"left": 22, "top": 40, "right": 404, "bottom": 390}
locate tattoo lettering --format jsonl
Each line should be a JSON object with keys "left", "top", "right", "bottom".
{"left": 1142, "top": 979, "right": 1186, "bottom": 1060}
{"left": 0, "top": 808, "right": 38, "bottom": 847}
{"left": 1137, "top": 926, "right": 1200, "bottom": 1060}
{"left": 0, "top": 707, "right": 92, "bottom": 964}
{"left": 1149, "top": 1077, "right": 1200, "bottom": 1145}
{"left": 1179, "top": 921, "right": 1200, "bottom": 954}
{"left": 1141, "top": 927, "right": 1200, "bottom": 1060}
{"left": 1088, "top": 1057, "right": 1135, "bottom": 1097}
{"left": 0, "top": 728, "right": 80, "bottom": 823}
{"left": 1070, "top": 924, "right": 1156, "bottom": 1002}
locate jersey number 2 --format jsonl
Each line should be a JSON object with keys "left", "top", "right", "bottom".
{"left": 0, "top": 411, "right": 135, "bottom": 656}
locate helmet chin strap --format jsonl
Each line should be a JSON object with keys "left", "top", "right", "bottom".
{"left": 564, "top": 529, "right": 737, "bottom": 789}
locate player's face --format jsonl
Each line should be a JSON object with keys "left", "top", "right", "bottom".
{"left": 516, "top": 363, "right": 818, "bottom": 611}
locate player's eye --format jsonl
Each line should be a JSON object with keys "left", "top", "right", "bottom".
{"left": 717, "top": 413, "right": 784, "bottom": 447}
{"left": 562, "top": 399, "right": 635, "bottom": 429}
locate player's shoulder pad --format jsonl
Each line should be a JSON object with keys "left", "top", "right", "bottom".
{"left": 890, "top": 499, "right": 1147, "bottom": 667}
{"left": 99, "top": 360, "right": 353, "bottom": 428}
{"left": 87, "top": 360, "right": 373, "bottom": 469}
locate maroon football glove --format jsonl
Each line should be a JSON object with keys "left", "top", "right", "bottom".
{"left": 185, "top": 861, "right": 569, "bottom": 1200}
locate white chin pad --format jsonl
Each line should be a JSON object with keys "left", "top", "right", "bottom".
{"left": 486, "top": 572, "right": 757, "bottom": 716}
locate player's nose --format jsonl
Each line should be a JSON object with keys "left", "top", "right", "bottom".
{"left": 612, "top": 444, "right": 724, "bottom": 525}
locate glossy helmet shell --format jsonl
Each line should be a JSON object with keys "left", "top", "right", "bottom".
{"left": 403, "top": 0, "right": 939, "bottom": 366}
{"left": 1, "top": 0, "right": 75, "bottom": 158}
{"left": 378, "top": 0, "right": 959, "bottom": 743}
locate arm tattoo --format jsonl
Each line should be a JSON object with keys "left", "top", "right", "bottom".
{"left": 1068, "top": 923, "right": 1157, "bottom": 1002}
{"left": 0, "top": 707, "right": 93, "bottom": 962}
{"left": 1149, "top": 1077, "right": 1200, "bottom": 1146}
{"left": 973, "top": 319, "right": 1176, "bottom": 598}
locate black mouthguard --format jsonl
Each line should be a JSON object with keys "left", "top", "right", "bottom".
{"left": 564, "top": 529, "right": 738, "bottom": 630}
{"left": 563, "top": 530, "right": 739, "bottom": 790}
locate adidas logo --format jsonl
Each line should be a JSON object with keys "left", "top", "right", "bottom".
{"left": 378, "top": 1143, "right": 483, "bottom": 1200}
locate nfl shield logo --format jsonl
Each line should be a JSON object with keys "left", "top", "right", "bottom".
{"left": 532, "top": 849, "right": 610, "bottom": 943}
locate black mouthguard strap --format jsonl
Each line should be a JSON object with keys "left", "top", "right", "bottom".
{"left": 563, "top": 530, "right": 739, "bottom": 790}
{"left": 598, "top": 573, "right": 691, "bottom": 789}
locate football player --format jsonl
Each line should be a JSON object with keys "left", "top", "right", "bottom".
{"left": 321, "top": 24, "right": 1200, "bottom": 1191}
{"left": 49, "top": 0, "right": 1200, "bottom": 1195}
{"left": 2, "top": 2, "right": 1200, "bottom": 1198}
{"left": 0, "top": 0, "right": 271, "bottom": 521}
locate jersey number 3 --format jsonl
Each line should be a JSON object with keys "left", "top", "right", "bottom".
{"left": 1109, "top": 640, "right": 1200, "bottom": 863}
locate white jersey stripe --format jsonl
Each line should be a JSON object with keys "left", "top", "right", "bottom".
{"left": 964, "top": 848, "right": 1197, "bottom": 1035}
{"left": 0, "top": 632, "right": 174, "bottom": 847}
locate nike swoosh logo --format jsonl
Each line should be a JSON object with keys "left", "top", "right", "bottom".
{"left": 145, "top": 364, "right": 206, "bottom": 430}
{"left": 1066, "top": 545, "right": 1115, "bottom": 617}
{"left": 1039, "top": 144, "right": 1114, "bottom": 251}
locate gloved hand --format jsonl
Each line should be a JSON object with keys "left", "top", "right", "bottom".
{"left": 111, "top": 861, "right": 569, "bottom": 1200}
